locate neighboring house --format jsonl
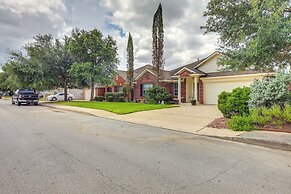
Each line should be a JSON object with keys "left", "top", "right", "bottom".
{"left": 96, "top": 51, "right": 272, "bottom": 104}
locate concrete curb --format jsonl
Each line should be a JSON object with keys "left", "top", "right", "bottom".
{"left": 40, "top": 103, "right": 291, "bottom": 152}
{"left": 206, "top": 136, "right": 291, "bottom": 152}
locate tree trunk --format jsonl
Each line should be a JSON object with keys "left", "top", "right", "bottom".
{"left": 64, "top": 79, "right": 68, "bottom": 101}
{"left": 90, "top": 79, "right": 94, "bottom": 101}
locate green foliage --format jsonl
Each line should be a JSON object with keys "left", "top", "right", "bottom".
{"left": 127, "top": 33, "right": 134, "bottom": 101}
{"left": 249, "top": 71, "right": 291, "bottom": 108}
{"left": 250, "top": 104, "right": 291, "bottom": 126}
{"left": 94, "top": 96, "right": 105, "bottom": 102}
{"left": 202, "top": 0, "right": 290, "bottom": 71}
{"left": 218, "top": 87, "right": 250, "bottom": 118}
{"left": 227, "top": 115, "right": 256, "bottom": 131}
{"left": 68, "top": 28, "right": 119, "bottom": 101}
{"left": 152, "top": 3, "right": 164, "bottom": 84}
{"left": 107, "top": 96, "right": 114, "bottom": 102}
{"left": 118, "top": 96, "right": 125, "bottom": 102}
{"left": 144, "top": 86, "right": 170, "bottom": 104}
{"left": 105, "top": 92, "right": 125, "bottom": 102}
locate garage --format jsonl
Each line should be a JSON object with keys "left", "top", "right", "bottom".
{"left": 201, "top": 74, "right": 268, "bottom": 104}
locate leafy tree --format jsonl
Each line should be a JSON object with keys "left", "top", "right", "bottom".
{"left": 152, "top": 3, "right": 164, "bottom": 85}
{"left": 51, "top": 37, "right": 74, "bottom": 101}
{"left": 202, "top": 0, "right": 290, "bottom": 71}
{"left": 68, "top": 28, "right": 119, "bottom": 101}
{"left": 126, "top": 32, "right": 134, "bottom": 101}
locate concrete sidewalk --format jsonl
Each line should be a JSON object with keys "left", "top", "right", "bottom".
{"left": 40, "top": 102, "right": 291, "bottom": 152}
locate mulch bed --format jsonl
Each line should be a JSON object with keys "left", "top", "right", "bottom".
{"left": 208, "top": 117, "right": 291, "bottom": 133}
{"left": 207, "top": 117, "right": 229, "bottom": 129}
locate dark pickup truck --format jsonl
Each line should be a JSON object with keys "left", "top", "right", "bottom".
{"left": 12, "top": 89, "right": 39, "bottom": 106}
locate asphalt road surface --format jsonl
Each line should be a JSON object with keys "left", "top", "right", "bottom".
{"left": 0, "top": 100, "right": 291, "bottom": 194}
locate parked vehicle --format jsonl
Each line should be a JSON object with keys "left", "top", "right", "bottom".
{"left": 46, "top": 93, "right": 75, "bottom": 101}
{"left": 12, "top": 89, "right": 39, "bottom": 106}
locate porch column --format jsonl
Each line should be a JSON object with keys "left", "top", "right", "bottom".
{"left": 178, "top": 76, "right": 181, "bottom": 103}
{"left": 194, "top": 76, "right": 198, "bottom": 101}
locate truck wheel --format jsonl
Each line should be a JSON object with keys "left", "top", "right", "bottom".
{"left": 12, "top": 99, "right": 15, "bottom": 105}
{"left": 68, "top": 97, "right": 72, "bottom": 101}
{"left": 34, "top": 102, "right": 38, "bottom": 106}
{"left": 52, "top": 97, "right": 57, "bottom": 101}
{"left": 17, "top": 101, "right": 21, "bottom": 106}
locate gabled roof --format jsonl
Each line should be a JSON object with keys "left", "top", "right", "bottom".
{"left": 118, "top": 64, "right": 172, "bottom": 82}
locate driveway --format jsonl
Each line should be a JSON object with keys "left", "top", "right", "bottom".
{"left": 113, "top": 104, "right": 223, "bottom": 133}
{"left": 1, "top": 100, "right": 291, "bottom": 193}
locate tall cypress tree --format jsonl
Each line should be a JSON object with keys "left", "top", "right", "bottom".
{"left": 127, "top": 32, "right": 134, "bottom": 101}
{"left": 152, "top": 3, "right": 164, "bottom": 85}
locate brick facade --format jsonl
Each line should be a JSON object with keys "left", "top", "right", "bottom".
{"left": 133, "top": 71, "right": 157, "bottom": 100}
{"left": 199, "top": 79, "right": 204, "bottom": 104}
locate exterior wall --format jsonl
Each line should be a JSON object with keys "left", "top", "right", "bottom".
{"left": 161, "top": 82, "right": 175, "bottom": 99}
{"left": 113, "top": 74, "right": 126, "bottom": 86}
{"left": 95, "top": 87, "right": 105, "bottom": 97}
{"left": 181, "top": 78, "right": 186, "bottom": 102}
{"left": 201, "top": 74, "right": 267, "bottom": 104}
{"left": 133, "top": 71, "right": 157, "bottom": 100}
{"left": 197, "top": 54, "right": 221, "bottom": 73}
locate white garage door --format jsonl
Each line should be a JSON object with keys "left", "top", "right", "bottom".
{"left": 203, "top": 80, "right": 254, "bottom": 105}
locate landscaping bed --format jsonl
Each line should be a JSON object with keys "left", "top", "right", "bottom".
{"left": 208, "top": 118, "right": 291, "bottom": 133}
{"left": 55, "top": 101, "right": 177, "bottom": 114}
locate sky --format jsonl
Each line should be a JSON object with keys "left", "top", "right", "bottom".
{"left": 0, "top": 0, "right": 218, "bottom": 70}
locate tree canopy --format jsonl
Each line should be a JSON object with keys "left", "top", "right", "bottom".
{"left": 202, "top": 0, "right": 290, "bottom": 71}
{"left": 152, "top": 3, "right": 164, "bottom": 84}
{"left": 68, "top": 28, "right": 119, "bottom": 101}
{"left": 127, "top": 32, "right": 134, "bottom": 101}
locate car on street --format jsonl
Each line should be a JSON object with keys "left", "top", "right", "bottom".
{"left": 46, "top": 93, "right": 75, "bottom": 101}
{"left": 12, "top": 89, "right": 39, "bottom": 106}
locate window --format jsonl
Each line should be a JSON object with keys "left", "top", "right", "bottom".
{"left": 174, "top": 83, "right": 178, "bottom": 96}
{"left": 141, "top": 83, "right": 153, "bottom": 96}
{"left": 117, "top": 86, "right": 123, "bottom": 93}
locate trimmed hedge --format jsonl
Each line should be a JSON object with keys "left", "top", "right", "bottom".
{"left": 94, "top": 96, "right": 105, "bottom": 102}
{"left": 144, "top": 86, "right": 170, "bottom": 104}
{"left": 105, "top": 92, "right": 124, "bottom": 102}
{"left": 218, "top": 87, "right": 250, "bottom": 118}
{"left": 118, "top": 96, "right": 125, "bottom": 102}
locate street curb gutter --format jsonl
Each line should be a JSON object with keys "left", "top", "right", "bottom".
{"left": 207, "top": 136, "right": 291, "bottom": 152}
{"left": 40, "top": 103, "right": 291, "bottom": 152}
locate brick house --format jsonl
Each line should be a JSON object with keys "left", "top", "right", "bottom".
{"left": 96, "top": 52, "right": 272, "bottom": 104}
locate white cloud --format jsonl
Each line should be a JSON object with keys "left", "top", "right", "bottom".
{"left": 0, "top": 0, "right": 218, "bottom": 71}
{"left": 100, "top": 0, "right": 218, "bottom": 70}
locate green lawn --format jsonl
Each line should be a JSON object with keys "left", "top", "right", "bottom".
{"left": 56, "top": 101, "right": 177, "bottom": 114}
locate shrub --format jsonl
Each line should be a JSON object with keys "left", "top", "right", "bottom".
{"left": 107, "top": 96, "right": 114, "bottom": 102}
{"left": 218, "top": 87, "right": 250, "bottom": 118}
{"left": 227, "top": 115, "right": 256, "bottom": 131}
{"left": 144, "top": 86, "right": 170, "bottom": 104}
{"left": 105, "top": 92, "right": 124, "bottom": 102}
{"left": 94, "top": 96, "right": 105, "bottom": 102}
{"left": 283, "top": 104, "right": 291, "bottom": 122}
{"left": 118, "top": 96, "right": 125, "bottom": 102}
{"left": 250, "top": 104, "right": 291, "bottom": 126}
{"left": 249, "top": 71, "right": 291, "bottom": 108}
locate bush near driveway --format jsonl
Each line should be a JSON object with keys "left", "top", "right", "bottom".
{"left": 144, "top": 86, "right": 170, "bottom": 104}
{"left": 249, "top": 71, "right": 291, "bottom": 108}
{"left": 227, "top": 115, "right": 256, "bottom": 131}
{"left": 218, "top": 87, "right": 250, "bottom": 118}
{"left": 227, "top": 104, "right": 291, "bottom": 131}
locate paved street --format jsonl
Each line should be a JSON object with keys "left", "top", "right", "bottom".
{"left": 0, "top": 100, "right": 291, "bottom": 194}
